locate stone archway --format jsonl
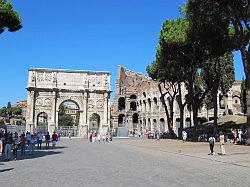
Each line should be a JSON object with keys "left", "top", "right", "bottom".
{"left": 26, "top": 68, "right": 110, "bottom": 138}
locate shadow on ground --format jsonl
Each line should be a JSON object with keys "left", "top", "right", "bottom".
{"left": 0, "top": 168, "right": 14, "bottom": 173}
{"left": 0, "top": 146, "right": 67, "bottom": 162}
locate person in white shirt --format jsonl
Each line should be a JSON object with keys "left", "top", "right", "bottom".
{"left": 208, "top": 135, "right": 216, "bottom": 155}
{"left": 37, "top": 132, "right": 43, "bottom": 149}
{"left": 182, "top": 131, "right": 187, "bottom": 142}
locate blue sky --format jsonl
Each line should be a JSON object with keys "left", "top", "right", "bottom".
{"left": 0, "top": 0, "right": 244, "bottom": 108}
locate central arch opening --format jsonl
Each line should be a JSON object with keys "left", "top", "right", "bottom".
{"left": 58, "top": 100, "right": 80, "bottom": 137}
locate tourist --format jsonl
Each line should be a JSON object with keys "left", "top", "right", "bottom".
{"left": 28, "top": 134, "right": 35, "bottom": 155}
{"left": 219, "top": 132, "right": 226, "bottom": 155}
{"left": 182, "top": 131, "right": 187, "bottom": 142}
{"left": 208, "top": 135, "right": 215, "bottom": 155}
{"left": 26, "top": 131, "right": 31, "bottom": 146}
{"left": 20, "top": 133, "right": 27, "bottom": 156}
{"left": 4, "top": 132, "right": 13, "bottom": 161}
{"left": 37, "top": 131, "right": 43, "bottom": 149}
{"left": 45, "top": 132, "right": 50, "bottom": 149}
{"left": 0, "top": 130, "right": 4, "bottom": 156}
{"left": 97, "top": 133, "right": 101, "bottom": 142}
{"left": 51, "top": 132, "right": 58, "bottom": 148}
{"left": 105, "top": 133, "right": 109, "bottom": 142}
{"left": 238, "top": 129, "right": 243, "bottom": 144}
{"left": 68, "top": 132, "right": 71, "bottom": 140}
{"left": 57, "top": 131, "right": 61, "bottom": 141}
{"left": 89, "top": 133, "right": 92, "bottom": 142}
{"left": 13, "top": 132, "right": 20, "bottom": 160}
{"left": 102, "top": 134, "right": 105, "bottom": 142}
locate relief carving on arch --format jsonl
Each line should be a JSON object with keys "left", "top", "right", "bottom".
{"left": 36, "top": 98, "right": 43, "bottom": 106}
{"left": 44, "top": 98, "right": 52, "bottom": 106}
{"left": 96, "top": 100, "right": 104, "bottom": 108}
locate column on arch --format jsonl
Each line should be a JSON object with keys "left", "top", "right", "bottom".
{"left": 26, "top": 90, "right": 35, "bottom": 132}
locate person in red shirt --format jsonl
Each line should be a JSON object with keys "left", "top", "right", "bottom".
{"left": 51, "top": 132, "right": 58, "bottom": 148}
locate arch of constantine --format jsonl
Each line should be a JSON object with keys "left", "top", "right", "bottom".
{"left": 26, "top": 68, "right": 111, "bottom": 138}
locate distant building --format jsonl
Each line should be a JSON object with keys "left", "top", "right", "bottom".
{"left": 13, "top": 100, "right": 27, "bottom": 121}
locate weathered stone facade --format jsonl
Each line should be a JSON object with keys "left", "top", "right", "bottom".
{"left": 26, "top": 68, "right": 111, "bottom": 138}
{"left": 111, "top": 66, "right": 242, "bottom": 136}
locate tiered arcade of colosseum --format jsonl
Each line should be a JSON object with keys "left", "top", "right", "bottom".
{"left": 111, "top": 66, "right": 242, "bottom": 137}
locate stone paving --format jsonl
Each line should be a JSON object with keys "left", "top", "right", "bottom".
{"left": 1, "top": 138, "right": 250, "bottom": 187}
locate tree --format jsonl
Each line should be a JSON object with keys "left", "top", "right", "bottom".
{"left": 186, "top": 0, "right": 250, "bottom": 134}
{"left": 148, "top": 18, "right": 213, "bottom": 139}
{"left": 241, "top": 78, "right": 247, "bottom": 115}
{"left": 58, "top": 114, "right": 74, "bottom": 127}
{"left": 11, "top": 107, "right": 22, "bottom": 116}
{"left": 0, "top": 107, "right": 7, "bottom": 117}
{"left": 0, "top": 0, "right": 22, "bottom": 34}
{"left": 202, "top": 53, "right": 235, "bottom": 132}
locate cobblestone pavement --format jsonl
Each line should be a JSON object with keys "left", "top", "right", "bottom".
{"left": 1, "top": 138, "right": 250, "bottom": 187}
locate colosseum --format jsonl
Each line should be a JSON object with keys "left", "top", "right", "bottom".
{"left": 110, "top": 66, "right": 243, "bottom": 137}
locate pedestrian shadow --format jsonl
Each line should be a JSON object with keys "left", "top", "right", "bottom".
{"left": 37, "top": 146, "right": 68, "bottom": 150}
{"left": 0, "top": 146, "right": 67, "bottom": 162}
{"left": 0, "top": 168, "right": 14, "bottom": 172}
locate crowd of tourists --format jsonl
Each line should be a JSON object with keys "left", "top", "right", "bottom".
{"left": 89, "top": 131, "right": 112, "bottom": 143}
{"left": 0, "top": 130, "right": 59, "bottom": 161}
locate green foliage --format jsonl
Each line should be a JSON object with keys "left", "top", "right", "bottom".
{"left": 0, "top": 107, "right": 7, "bottom": 117}
{"left": 58, "top": 104, "right": 66, "bottom": 116}
{"left": 58, "top": 114, "right": 74, "bottom": 126}
{"left": 11, "top": 107, "right": 22, "bottom": 116}
{"left": 0, "top": 0, "right": 22, "bottom": 34}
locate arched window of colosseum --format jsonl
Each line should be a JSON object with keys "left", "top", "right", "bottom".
{"left": 130, "top": 101, "right": 137, "bottom": 111}
{"left": 153, "top": 97, "right": 157, "bottom": 106}
{"left": 130, "top": 95, "right": 137, "bottom": 100}
{"left": 160, "top": 118, "right": 165, "bottom": 132}
{"left": 118, "top": 114, "right": 125, "bottom": 125}
{"left": 148, "top": 98, "right": 151, "bottom": 111}
{"left": 143, "top": 100, "right": 146, "bottom": 111}
{"left": 133, "top": 113, "right": 139, "bottom": 123}
{"left": 143, "top": 92, "right": 146, "bottom": 98}
{"left": 118, "top": 97, "right": 126, "bottom": 111}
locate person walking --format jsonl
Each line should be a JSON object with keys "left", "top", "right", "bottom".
{"left": 208, "top": 135, "right": 215, "bottom": 155}
{"left": 68, "top": 132, "right": 71, "bottom": 140}
{"left": 37, "top": 131, "right": 43, "bottom": 149}
{"left": 51, "top": 132, "right": 58, "bottom": 148}
{"left": 20, "top": 133, "right": 26, "bottom": 157}
{"left": 45, "top": 132, "right": 50, "bottom": 149}
{"left": 182, "top": 131, "right": 187, "bottom": 142}
{"left": 28, "top": 134, "right": 35, "bottom": 155}
{"left": 219, "top": 132, "right": 226, "bottom": 155}
{"left": 102, "top": 134, "right": 105, "bottom": 142}
{"left": 97, "top": 133, "right": 101, "bottom": 142}
{"left": 13, "top": 132, "right": 20, "bottom": 161}
{"left": 4, "top": 132, "right": 13, "bottom": 161}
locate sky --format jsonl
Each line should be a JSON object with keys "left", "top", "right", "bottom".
{"left": 0, "top": 0, "right": 244, "bottom": 108}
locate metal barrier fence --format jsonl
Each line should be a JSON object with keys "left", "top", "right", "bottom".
{"left": 6, "top": 125, "right": 26, "bottom": 134}
{"left": 57, "top": 126, "right": 78, "bottom": 137}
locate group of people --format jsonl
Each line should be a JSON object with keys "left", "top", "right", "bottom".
{"left": 231, "top": 129, "right": 244, "bottom": 144}
{"left": 208, "top": 132, "right": 226, "bottom": 156}
{"left": 0, "top": 130, "right": 59, "bottom": 161}
{"left": 89, "top": 132, "right": 112, "bottom": 143}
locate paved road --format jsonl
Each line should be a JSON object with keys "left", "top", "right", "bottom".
{"left": 1, "top": 138, "right": 250, "bottom": 187}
